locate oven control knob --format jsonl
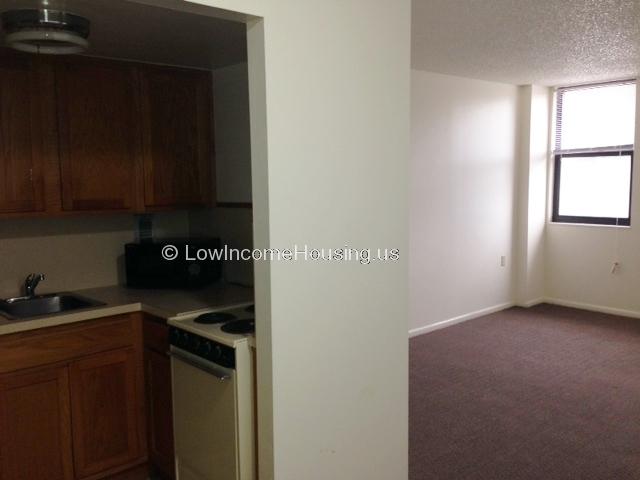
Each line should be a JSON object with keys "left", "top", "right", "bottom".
{"left": 211, "top": 345, "right": 223, "bottom": 362}
{"left": 169, "top": 328, "right": 180, "bottom": 345}
{"left": 179, "top": 332, "right": 190, "bottom": 349}
{"left": 198, "top": 340, "right": 212, "bottom": 356}
{"left": 189, "top": 336, "right": 201, "bottom": 352}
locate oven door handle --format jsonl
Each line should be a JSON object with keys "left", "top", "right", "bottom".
{"left": 169, "top": 347, "right": 233, "bottom": 381}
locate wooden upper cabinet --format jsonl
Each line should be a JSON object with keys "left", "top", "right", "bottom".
{"left": 69, "top": 348, "right": 145, "bottom": 479}
{"left": 56, "top": 58, "right": 142, "bottom": 212}
{"left": 0, "top": 53, "right": 46, "bottom": 214}
{"left": 0, "top": 365, "right": 74, "bottom": 480}
{"left": 0, "top": 54, "right": 214, "bottom": 217}
{"left": 139, "top": 66, "right": 213, "bottom": 208}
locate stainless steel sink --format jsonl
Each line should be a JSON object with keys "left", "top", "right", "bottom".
{"left": 0, "top": 293, "right": 105, "bottom": 320}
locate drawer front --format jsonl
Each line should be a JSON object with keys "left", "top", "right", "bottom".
{"left": 0, "top": 314, "right": 136, "bottom": 374}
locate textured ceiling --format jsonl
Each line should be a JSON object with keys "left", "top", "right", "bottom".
{"left": 412, "top": 0, "right": 640, "bottom": 86}
{"left": 0, "top": 0, "right": 247, "bottom": 69}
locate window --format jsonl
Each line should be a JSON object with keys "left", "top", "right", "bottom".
{"left": 553, "top": 80, "right": 636, "bottom": 225}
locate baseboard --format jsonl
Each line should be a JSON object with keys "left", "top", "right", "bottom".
{"left": 543, "top": 297, "right": 640, "bottom": 319}
{"left": 409, "top": 298, "right": 640, "bottom": 339}
{"left": 409, "top": 302, "right": 514, "bottom": 338}
{"left": 516, "top": 297, "right": 545, "bottom": 308}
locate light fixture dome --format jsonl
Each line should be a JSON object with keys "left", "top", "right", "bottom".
{"left": 1, "top": 9, "right": 90, "bottom": 55}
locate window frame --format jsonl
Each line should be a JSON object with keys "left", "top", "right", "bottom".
{"left": 552, "top": 150, "right": 634, "bottom": 226}
{"left": 552, "top": 80, "right": 636, "bottom": 226}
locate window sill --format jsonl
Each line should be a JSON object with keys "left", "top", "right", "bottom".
{"left": 548, "top": 221, "right": 631, "bottom": 229}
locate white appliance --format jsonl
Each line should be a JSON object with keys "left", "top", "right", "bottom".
{"left": 168, "top": 304, "right": 256, "bottom": 480}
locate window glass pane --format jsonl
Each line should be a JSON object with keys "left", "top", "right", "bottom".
{"left": 560, "top": 83, "right": 636, "bottom": 150}
{"left": 558, "top": 154, "right": 632, "bottom": 219}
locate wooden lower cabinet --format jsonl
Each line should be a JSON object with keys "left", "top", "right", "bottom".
{"left": 143, "top": 317, "right": 175, "bottom": 479}
{"left": 0, "top": 365, "right": 74, "bottom": 480}
{"left": 69, "top": 348, "right": 144, "bottom": 479}
{"left": 145, "top": 350, "right": 174, "bottom": 479}
{"left": 0, "top": 314, "right": 148, "bottom": 480}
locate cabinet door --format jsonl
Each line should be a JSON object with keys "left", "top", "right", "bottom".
{"left": 0, "top": 53, "right": 45, "bottom": 214}
{"left": 56, "top": 58, "right": 142, "bottom": 212}
{"left": 139, "top": 66, "right": 212, "bottom": 208}
{"left": 143, "top": 317, "right": 174, "bottom": 479}
{"left": 69, "top": 348, "right": 144, "bottom": 479}
{"left": 0, "top": 366, "right": 73, "bottom": 480}
{"left": 145, "top": 349, "right": 175, "bottom": 479}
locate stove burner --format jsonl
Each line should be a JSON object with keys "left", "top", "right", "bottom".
{"left": 221, "top": 319, "right": 255, "bottom": 334}
{"left": 245, "top": 304, "right": 255, "bottom": 313}
{"left": 194, "top": 312, "right": 237, "bottom": 324}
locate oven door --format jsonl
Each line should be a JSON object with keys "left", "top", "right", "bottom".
{"left": 171, "top": 347, "right": 238, "bottom": 480}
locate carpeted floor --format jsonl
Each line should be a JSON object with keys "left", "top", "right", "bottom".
{"left": 410, "top": 304, "right": 640, "bottom": 480}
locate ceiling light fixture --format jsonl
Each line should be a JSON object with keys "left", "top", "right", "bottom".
{"left": 1, "top": 9, "right": 90, "bottom": 55}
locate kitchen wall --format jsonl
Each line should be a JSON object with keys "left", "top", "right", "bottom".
{"left": 545, "top": 83, "right": 640, "bottom": 315}
{"left": 213, "top": 62, "right": 252, "bottom": 204}
{"left": 189, "top": 60, "right": 254, "bottom": 286}
{"left": 189, "top": 207, "right": 254, "bottom": 285}
{"left": 0, "top": 50, "right": 249, "bottom": 299}
{"left": 0, "top": 212, "right": 189, "bottom": 298}
{"left": 409, "top": 70, "right": 519, "bottom": 335}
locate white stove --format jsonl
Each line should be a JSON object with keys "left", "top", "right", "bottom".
{"left": 168, "top": 303, "right": 256, "bottom": 480}
{"left": 167, "top": 302, "right": 255, "bottom": 347}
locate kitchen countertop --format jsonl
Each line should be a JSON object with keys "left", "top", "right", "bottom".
{"left": 0, "top": 282, "right": 254, "bottom": 336}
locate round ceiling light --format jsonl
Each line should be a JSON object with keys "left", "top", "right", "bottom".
{"left": 1, "top": 9, "right": 90, "bottom": 55}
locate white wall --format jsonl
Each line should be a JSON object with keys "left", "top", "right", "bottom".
{"left": 212, "top": 62, "right": 253, "bottom": 204}
{"left": 545, "top": 83, "right": 640, "bottom": 315}
{"left": 515, "top": 85, "right": 551, "bottom": 306}
{"left": 253, "top": 5, "right": 410, "bottom": 478}
{"left": 142, "top": 1, "right": 411, "bottom": 479}
{"left": 410, "top": 71, "right": 519, "bottom": 333}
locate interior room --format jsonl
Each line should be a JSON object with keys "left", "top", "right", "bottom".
{"left": 409, "top": 1, "right": 639, "bottom": 479}
{"left": 0, "top": 0, "right": 638, "bottom": 479}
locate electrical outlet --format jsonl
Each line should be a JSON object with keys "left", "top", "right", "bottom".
{"left": 500, "top": 256, "right": 506, "bottom": 267}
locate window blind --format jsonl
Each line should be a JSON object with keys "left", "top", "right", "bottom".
{"left": 555, "top": 79, "right": 636, "bottom": 155}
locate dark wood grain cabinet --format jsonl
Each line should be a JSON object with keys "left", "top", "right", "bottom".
{"left": 0, "top": 365, "right": 74, "bottom": 480}
{"left": 0, "top": 314, "right": 147, "bottom": 480}
{"left": 0, "top": 53, "right": 47, "bottom": 215}
{"left": 143, "top": 316, "right": 175, "bottom": 479}
{"left": 0, "top": 51, "right": 214, "bottom": 218}
{"left": 69, "top": 348, "right": 145, "bottom": 479}
{"left": 56, "top": 58, "right": 142, "bottom": 212}
{"left": 139, "top": 66, "right": 212, "bottom": 209}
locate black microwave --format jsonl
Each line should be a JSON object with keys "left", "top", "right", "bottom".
{"left": 125, "top": 239, "right": 222, "bottom": 289}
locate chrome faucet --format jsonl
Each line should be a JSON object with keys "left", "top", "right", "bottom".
{"left": 24, "top": 273, "right": 45, "bottom": 297}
